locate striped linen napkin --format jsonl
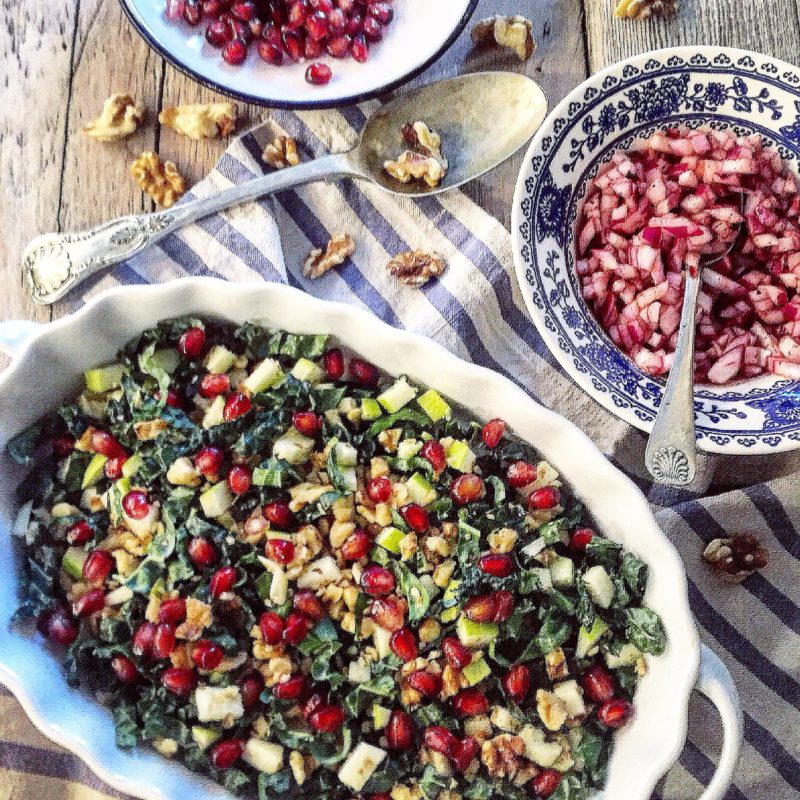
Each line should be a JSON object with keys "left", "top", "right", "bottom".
{"left": 2, "top": 107, "right": 798, "bottom": 800}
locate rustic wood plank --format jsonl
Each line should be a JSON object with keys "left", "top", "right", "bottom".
{"left": 583, "top": 0, "right": 800, "bottom": 72}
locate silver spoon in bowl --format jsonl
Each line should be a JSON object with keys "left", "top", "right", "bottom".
{"left": 22, "top": 72, "right": 547, "bottom": 305}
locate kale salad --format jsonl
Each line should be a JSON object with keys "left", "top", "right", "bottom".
{"left": 8, "top": 318, "right": 667, "bottom": 800}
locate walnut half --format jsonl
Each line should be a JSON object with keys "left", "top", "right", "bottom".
{"left": 130, "top": 151, "right": 186, "bottom": 208}
{"left": 702, "top": 534, "right": 769, "bottom": 582}
{"left": 386, "top": 250, "right": 446, "bottom": 288}
{"left": 263, "top": 135, "right": 300, "bottom": 169}
{"left": 158, "top": 102, "right": 237, "bottom": 139}
{"left": 83, "top": 94, "right": 145, "bottom": 142}
{"left": 303, "top": 233, "right": 356, "bottom": 279}
{"left": 384, "top": 120, "right": 448, "bottom": 188}
{"left": 615, "top": 0, "right": 678, "bottom": 18}
{"left": 471, "top": 15, "right": 536, "bottom": 61}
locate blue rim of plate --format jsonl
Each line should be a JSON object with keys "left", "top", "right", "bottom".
{"left": 117, "top": 0, "right": 479, "bottom": 109}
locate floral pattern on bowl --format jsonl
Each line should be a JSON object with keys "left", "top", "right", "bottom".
{"left": 512, "top": 47, "right": 800, "bottom": 454}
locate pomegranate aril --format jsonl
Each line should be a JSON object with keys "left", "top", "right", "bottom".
{"left": 273, "top": 673, "right": 308, "bottom": 700}
{"left": 122, "top": 490, "right": 150, "bottom": 520}
{"left": 349, "top": 358, "right": 378, "bottom": 386}
{"left": 463, "top": 593, "right": 498, "bottom": 624}
{"left": 368, "top": 1, "right": 393, "bottom": 23}
{"left": 494, "top": 590, "right": 515, "bottom": 621}
{"left": 304, "top": 36, "right": 324, "bottom": 59}
{"left": 166, "top": 0, "right": 186, "bottom": 21}
{"left": 597, "top": 698, "right": 633, "bottom": 728}
{"left": 178, "top": 326, "right": 206, "bottom": 359}
{"left": 400, "top": 503, "right": 429, "bottom": 533}
{"left": 199, "top": 372, "right": 230, "bottom": 398}
{"left": 340, "top": 529, "right": 371, "bottom": 560}
{"left": 259, "top": 611, "right": 284, "bottom": 645}
{"left": 188, "top": 536, "right": 217, "bottom": 567}
{"left": 132, "top": 622, "right": 157, "bottom": 658}
{"left": 389, "top": 626, "right": 417, "bottom": 661}
{"left": 450, "top": 474, "right": 486, "bottom": 505}
{"left": 91, "top": 430, "right": 125, "bottom": 458}
{"left": 257, "top": 39, "right": 284, "bottom": 64}
{"left": 158, "top": 597, "right": 187, "bottom": 624}
{"left": 301, "top": 689, "right": 327, "bottom": 719}
{"left": 206, "top": 18, "right": 230, "bottom": 45}
{"left": 528, "top": 486, "right": 561, "bottom": 511}
{"left": 421, "top": 440, "right": 446, "bottom": 473}
{"left": 152, "top": 623, "right": 177, "bottom": 659}
{"left": 569, "top": 528, "right": 595, "bottom": 551}
{"left": 83, "top": 549, "right": 115, "bottom": 583}
{"left": 52, "top": 435, "right": 75, "bottom": 457}
{"left": 73, "top": 587, "right": 106, "bottom": 617}
{"left": 502, "top": 664, "right": 531, "bottom": 702}
{"left": 161, "top": 666, "right": 197, "bottom": 696}
{"left": 386, "top": 709, "right": 413, "bottom": 750}
{"left": 202, "top": 0, "right": 225, "bottom": 15}
{"left": 293, "top": 589, "right": 326, "bottom": 621}
{"left": 322, "top": 347, "right": 345, "bottom": 379}
{"left": 362, "top": 16, "right": 382, "bottom": 41}
{"left": 481, "top": 418, "right": 506, "bottom": 448}
{"left": 452, "top": 688, "right": 489, "bottom": 716}
{"left": 231, "top": 0, "right": 257, "bottom": 20}
{"left": 286, "top": 0, "right": 308, "bottom": 27}
{"left": 240, "top": 674, "right": 264, "bottom": 709}
{"left": 44, "top": 606, "right": 79, "bottom": 646}
{"left": 292, "top": 410, "right": 321, "bottom": 436}
{"left": 407, "top": 669, "right": 441, "bottom": 697}
{"left": 327, "top": 7, "right": 346, "bottom": 34}
{"left": 366, "top": 476, "right": 392, "bottom": 503}
{"left": 112, "top": 655, "right": 139, "bottom": 683}
{"left": 227, "top": 464, "right": 252, "bottom": 494}
{"left": 361, "top": 564, "right": 395, "bottom": 596}
{"left": 369, "top": 596, "right": 406, "bottom": 631}
{"left": 344, "top": 11, "right": 362, "bottom": 35}
{"left": 326, "top": 33, "right": 350, "bottom": 58}
{"left": 350, "top": 33, "right": 368, "bottom": 62}
{"left": 165, "top": 388, "right": 182, "bottom": 408}
{"left": 442, "top": 637, "right": 472, "bottom": 669}
{"left": 210, "top": 739, "right": 244, "bottom": 768}
{"left": 451, "top": 736, "right": 478, "bottom": 772}
{"left": 306, "top": 62, "right": 332, "bottom": 85}
{"left": 263, "top": 500, "right": 295, "bottom": 529}
{"left": 209, "top": 566, "right": 238, "bottom": 598}
{"left": 478, "top": 553, "right": 514, "bottom": 578}
{"left": 337, "top": 0, "right": 356, "bottom": 12}
{"left": 306, "top": 10, "right": 328, "bottom": 40}
{"left": 192, "top": 638, "right": 224, "bottom": 670}
{"left": 282, "top": 29, "right": 304, "bottom": 61}
{"left": 183, "top": 0, "right": 203, "bottom": 25}
{"left": 222, "top": 37, "right": 248, "bottom": 63}
{"left": 424, "top": 725, "right": 456, "bottom": 755}
{"left": 104, "top": 454, "right": 126, "bottom": 480}
{"left": 226, "top": 16, "right": 252, "bottom": 41}
{"left": 507, "top": 460, "right": 538, "bottom": 488}
{"left": 266, "top": 538, "right": 295, "bottom": 564}
{"left": 531, "top": 769, "right": 562, "bottom": 798}
{"left": 582, "top": 664, "right": 616, "bottom": 702}
{"left": 309, "top": 704, "right": 345, "bottom": 733}
{"left": 224, "top": 391, "right": 251, "bottom": 420}
{"left": 195, "top": 446, "right": 224, "bottom": 476}
{"left": 283, "top": 611, "right": 310, "bottom": 644}
{"left": 66, "top": 520, "right": 93, "bottom": 545}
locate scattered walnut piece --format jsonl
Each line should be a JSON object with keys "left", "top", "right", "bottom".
{"left": 384, "top": 120, "right": 448, "bottom": 188}
{"left": 158, "top": 102, "right": 237, "bottom": 139}
{"left": 130, "top": 151, "right": 186, "bottom": 208}
{"left": 471, "top": 15, "right": 536, "bottom": 61}
{"left": 262, "top": 135, "right": 301, "bottom": 169}
{"left": 614, "top": 0, "right": 678, "bottom": 18}
{"left": 303, "top": 233, "right": 356, "bottom": 279}
{"left": 703, "top": 534, "right": 769, "bottom": 582}
{"left": 480, "top": 734, "right": 527, "bottom": 781}
{"left": 83, "top": 94, "right": 145, "bottom": 142}
{"left": 387, "top": 250, "right": 447, "bottom": 288}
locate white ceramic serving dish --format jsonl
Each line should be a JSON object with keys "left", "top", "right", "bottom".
{"left": 512, "top": 46, "right": 800, "bottom": 455}
{"left": 118, "top": 0, "right": 478, "bottom": 108}
{"left": 0, "top": 279, "right": 741, "bottom": 800}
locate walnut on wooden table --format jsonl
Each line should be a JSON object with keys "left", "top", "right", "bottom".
{"left": 83, "top": 93, "right": 145, "bottom": 142}
{"left": 471, "top": 15, "right": 536, "bottom": 61}
{"left": 614, "top": 0, "right": 678, "bottom": 18}
{"left": 158, "top": 102, "right": 237, "bottom": 139}
{"left": 386, "top": 250, "right": 447, "bottom": 288}
{"left": 303, "top": 233, "right": 356, "bottom": 279}
{"left": 702, "top": 533, "right": 769, "bottom": 582}
{"left": 262, "top": 135, "right": 301, "bottom": 169}
{"left": 130, "top": 151, "right": 186, "bottom": 208}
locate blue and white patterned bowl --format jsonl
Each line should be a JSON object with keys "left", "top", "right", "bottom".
{"left": 511, "top": 47, "right": 800, "bottom": 455}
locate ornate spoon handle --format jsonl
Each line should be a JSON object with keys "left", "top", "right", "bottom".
{"left": 22, "top": 152, "right": 355, "bottom": 305}
{"left": 644, "top": 267, "right": 701, "bottom": 486}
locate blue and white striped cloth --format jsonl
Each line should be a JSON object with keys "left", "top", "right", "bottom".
{"left": 60, "top": 106, "right": 799, "bottom": 800}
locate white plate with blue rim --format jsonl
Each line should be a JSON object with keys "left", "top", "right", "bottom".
{"left": 511, "top": 46, "right": 800, "bottom": 455}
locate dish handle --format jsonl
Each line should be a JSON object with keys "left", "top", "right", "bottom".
{"left": 694, "top": 644, "right": 744, "bottom": 800}
{"left": 0, "top": 320, "right": 42, "bottom": 359}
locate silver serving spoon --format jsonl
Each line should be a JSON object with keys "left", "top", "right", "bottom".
{"left": 22, "top": 72, "right": 547, "bottom": 305}
{"left": 644, "top": 204, "right": 745, "bottom": 486}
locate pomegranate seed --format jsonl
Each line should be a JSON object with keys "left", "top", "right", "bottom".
{"left": 152, "top": 623, "right": 177, "bottom": 659}
{"left": 478, "top": 553, "right": 514, "bottom": 578}
{"left": 161, "top": 666, "right": 196, "bottom": 697}
{"left": 337, "top": 0, "right": 356, "bottom": 12}
{"left": 282, "top": 29, "right": 304, "bottom": 61}
{"left": 450, "top": 474, "right": 486, "bottom": 505}
{"left": 310, "top": 704, "right": 345, "bottom": 733}
{"left": 502, "top": 664, "right": 531, "bottom": 702}
{"left": 225, "top": 15, "right": 252, "bottom": 41}
{"left": 345, "top": 11, "right": 362, "bottom": 35}
{"left": 369, "top": 596, "right": 406, "bottom": 631}
{"left": 263, "top": 501, "right": 295, "bottom": 529}
{"left": 66, "top": 520, "right": 93, "bottom": 545}
{"left": 340, "top": 529, "right": 371, "bottom": 561}
{"left": 240, "top": 673, "right": 264, "bottom": 709}
{"left": 348, "top": 357, "right": 378, "bottom": 385}
{"left": 306, "top": 62, "right": 332, "bottom": 84}
{"left": 283, "top": 612, "right": 310, "bottom": 644}
{"left": 452, "top": 688, "right": 489, "bottom": 716}
{"left": 310, "top": 0, "right": 333, "bottom": 9}
{"left": 368, "top": 1, "right": 393, "bottom": 23}
{"left": 424, "top": 725, "right": 456, "bottom": 755}
{"left": 531, "top": 769, "right": 562, "bottom": 798}
{"left": 582, "top": 664, "right": 616, "bottom": 703}
{"left": 361, "top": 564, "right": 395, "bottom": 596}
{"left": 209, "top": 566, "right": 237, "bottom": 598}
{"left": 389, "top": 627, "right": 417, "bottom": 661}
{"left": 569, "top": 528, "right": 595, "bottom": 552}
{"left": 597, "top": 698, "right": 633, "bottom": 728}
{"left": 463, "top": 593, "right": 498, "bottom": 624}
{"left": 52, "top": 436, "right": 74, "bottom": 457}
{"left": 507, "top": 460, "right": 538, "bottom": 488}
{"left": 481, "top": 418, "right": 506, "bottom": 448}
{"left": 400, "top": 503, "right": 429, "bottom": 533}
{"left": 326, "top": 33, "right": 351, "bottom": 58}
{"left": 386, "top": 709, "right": 413, "bottom": 750}
{"left": 273, "top": 674, "right": 308, "bottom": 700}
{"left": 122, "top": 490, "right": 150, "bottom": 520}
{"left": 91, "top": 430, "right": 125, "bottom": 458}
{"left": 494, "top": 590, "right": 515, "bottom": 621}
{"left": 227, "top": 464, "right": 252, "bottom": 495}
{"left": 183, "top": 0, "right": 203, "bottom": 24}
{"left": 192, "top": 639, "right": 224, "bottom": 670}
{"left": 132, "top": 622, "right": 157, "bottom": 658}
{"left": 210, "top": 739, "right": 244, "bottom": 769}
{"left": 224, "top": 391, "right": 251, "bottom": 421}
{"left": 451, "top": 736, "right": 478, "bottom": 772}
{"left": 293, "top": 589, "right": 326, "bottom": 622}
{"left": 222, "top": 38, "right": 248, "bottom": 64}
{"left": 43, "top": 606, "right": 78, "bottom": 646}
{"left": 178, "top": 327, "right": 206, "bottom": 358}
{"left": 112, "top": 655, "right": 139, "bottom": 683}
{"left": 301, "top": 689, "right": 328, "bottom": 720}
{"left": 420, "top": 440, "right": 446, "bottom": 473}
{"left": 366, "top": 476, "right": 392, "bottom": 503}
{"left": 72, "top": 588, "right": 105, "bottom": 617}
{"left": 188, "top": 536, "right": 217, "bottom": 568}
{"left": 363, "top": 16, "right": 382, "bottom": 41}
{"left": 322, "top": 348, "right": 345, "bottom": 379}
{"left": 165, "top": 388, "right": 182, "bottom": 408}
{"left": 350, "top": 33, "right": 368, "bottom": 62}
{"left": 286, "top": 0, "right": 307, "bottom": 27}
{"left": 407, "top": 669, "right": 441, "bottom": 697}
{"left": 528, "top": 487, "right": 561, "bottom": 511}
{"left": 231, "top": 0, "right": 257, "bottom": 20}
{"left": 327, "top": 8, "right": 346, "bottom": 34}
{"left": 259, "top": 611, "right": 284, "bottom": 645}
{"left": 195, "top": 446, "right": 224, "bottom": 476}
{"left": 304, "top": 36, "right": 324, "bottom": 59}
{"left": 199, "top": 372, "right": 231, "bottom": 398}
{"left": 158, "top": 597, "right": 187, "bottom": 624}
{"left": 202, "top": 0, "right": 225, "bottom": 16}
{"left": 257, "top": 39, "right": 284, "bottom": 64}
{"left": 306, "top": 10, "right": 328, "bottom": 39}
{"left": 292, "top": 411, "right": 321, "bottom": 436}
{"left": 83, "top": 549, "right": 114, "bottom": 583}
{"left": 104, "top": 454, "right": 127, "bottom": 480}
{"left": 266, "top": 538, "right": 295, "bottom": 564}
{"left": 206, "top": 18, "right": 230, "bottom": 45}
{"left": 442, "top": 637, "right": 472, "bottom": 669}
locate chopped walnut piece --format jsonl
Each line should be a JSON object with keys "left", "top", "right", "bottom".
{"left": 545, "top": 647, "right": 569, "bottom": 681}
{"left": 303, "top": 233, "right": 356, "bottom": 279}
{"left": 384, "top": 121, "right": 448, "bottom": 188}
{"left": 83, "top": 94, "right": 145, "bottom": 142}
{"left": 703, "top": 534, "right": 769, "bottom": 582}
{"left": 615, "top": 0, "right": 678, "bottom": 18}
{"left": 480, "top": 734, "right": 526, "bottom": 780}
{"left": 175, "top": 598, "right": 212, "bottom": 641}
{"left": 536, "top": 689, "right": 568, "bottom": 731}
{"left": 471, "top": 15, "right": 536, "bottom": 61}
{"left": 386, "top": 250, "right": 447, "bottom": 288}
{"left": 130, "top": 151, "right": 186, "bottom": 208}
{"left": 263, "top": 135, "right": 301, "bottom": 168}
{"left": 158, "top": 102, "right": 237, "bottom": 139}
{"left": 133, "top": 419, "right": 168, "bottom": 440}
